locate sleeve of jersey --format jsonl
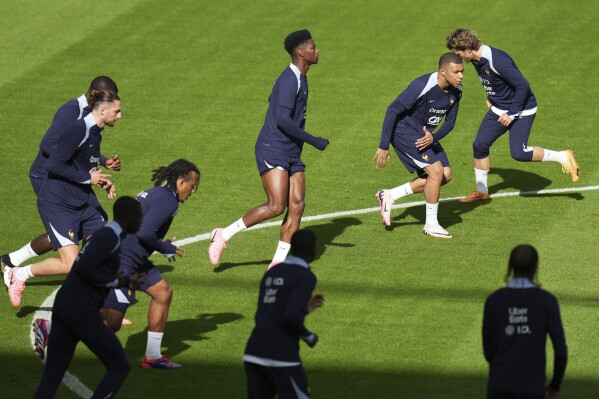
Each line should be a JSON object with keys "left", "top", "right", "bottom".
{"left": 283, "top": 273, "right": 317, "bottom": 338}
{"left": 496, "top": 56, "right": 532, "bottom": 117}
{"left": 432, "top": 95, "right": 461, "bottom": 143}
{"left": 547, "top": 296, "right": 568, "bottom": 392}
{"left": 74, "top": 231, "right": 119, "bottom": 287}
{"left": 45, "top": 125, "right": 92, "bottom": 184}
{"left": 99, "top": 154, "right": 107, "bottom": 167}
{"left": 137, "top": 200, "right": 178, "bottom": 255}
{"left": 379, "top": 96, "right": 408, "bottom": 150}
{"left": 481, "top": 296, "right": 495, "bottom": 363}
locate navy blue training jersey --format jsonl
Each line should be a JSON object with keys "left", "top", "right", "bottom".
{"left": 244, "top": 256, "right": 317, "bottom": 363}
{"left": 380, "top": 72, "right": 462, "bottom": 149}
{"left": 53, "top": 221, "right": 124, "bottom": 317}
{"left": 38, "top": 113, "right": 103, "bottom": 208}
{"left": 30, "top": 95, "right": 106, "bottom": 180}
{"left": 473, "top": 45, "right": 537, "bottom": 117}
{"left": 483, "top": 279, "right": 567, "bottom": 394}
{"left": 255, "top": 65, "right": 310, "bottom": 157}
{"left": 119, "top": 185, "right": 178, "bottom": 268}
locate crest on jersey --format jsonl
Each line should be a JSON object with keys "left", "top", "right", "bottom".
{"left": 485, "top": 68, "right": 490, "bottom": 75}
{"left": 450, "top": 99, "right": 455, "bottom": 105}
{"left": 422, "top": 154, "right": 429, "bottom": 162}
{"left": 68, "top": 230, "right": 75, "bottom": 239}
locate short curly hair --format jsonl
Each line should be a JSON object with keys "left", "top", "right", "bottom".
{"left": 284, "top": 29, "right": 312, "bottom": 55}
{"left": 446, "top": 28, "right": 481, "bottom": 51}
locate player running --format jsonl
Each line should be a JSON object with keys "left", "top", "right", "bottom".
{"left": 446, "top": 28, "right": 580, "bottom": 202}
{"left": 373, "top": 53, "right": 464, "bottom": 238}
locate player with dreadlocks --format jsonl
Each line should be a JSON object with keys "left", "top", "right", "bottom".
{"left": 102, "top": 159, "right": 199, "bottom": 369}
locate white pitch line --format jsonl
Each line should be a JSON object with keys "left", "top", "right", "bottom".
{"left": 32, "top": 184, "right": 599, "bottom": 398}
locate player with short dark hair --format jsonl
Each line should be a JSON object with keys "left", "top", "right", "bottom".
{"left": 483, "top": 244, "right": 567, "bottom": 399}
{"left": 7, "top": 90, "right": 122, "bottom": 307}
{"left": 446, "top": 28, "right": 580, "bottom": 203}
{"left": 102, "top": 159, "right": 199, "bottom": 369}
{"left": 1, "top": 76, "right": 121, "bottom": 287}
{"left": 373, "top": 52, "right": 464, "bottom": 238}
{"left": 33, "top": 196, "right": 144, "bottom": 399}
{"left": 243, "top": 229, "right": 324, "bottom": 398}
{"left": 209, "top": 29, "right": 329, "bottom": 268}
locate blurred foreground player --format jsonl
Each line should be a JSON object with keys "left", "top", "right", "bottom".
{"left": 1, "top": 76, "right": 120, "bottom": 288}
{"left": 373, "top": 53, "right": 463, "bottom": 238}
{"left": 209, "top": 29, "right": 329, "bottom": 268}
{"left": 243, "top": 229, "right": 324, "bottom": 399}
{"left": 34, "top": 196, "right": 144, "bottom": 399}
{"left": 483, "top": 245, "right": 567, "bottom": 399}
{"left": 102, "top": 159, "right": 199, "bottom": 369}
{"left": 446, "top": 28, "right": 580, "bottom": 203}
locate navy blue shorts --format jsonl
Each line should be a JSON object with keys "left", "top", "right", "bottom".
{"left": 244, "top": 361, "right": 310, "bottom": 399}
{"left": 391, "top": 127, "right": 450, "bottom": 174}
{"left": 255, "top": 147, "right": 305, "bottom": 177}
{"left": 103, "top": 259, "right": 163, "bottom": 314}
{"left": 487, "top": 390, "right": 544, "bottom": 399}
{"left": 473, "top": 110, "right": 535, "bottom": 162}
{"left": 37, "top": 199, "right": 105, "bottom": 250}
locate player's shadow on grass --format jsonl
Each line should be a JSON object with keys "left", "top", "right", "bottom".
{"left": 16, "top": 306, "right": 53, "bottom": 318}
{"left": 124, "top": 312, "right": 243, "bottom": 360}
{"left": 215, "top": 217, "right": 362, "bottom": 270}
{"left": 490, "top": 167, "right": 583, "bottom": 200}
{"left": 390, "top": 200, "right": 487, "bottom": 230}
{"left": 153, "top": 264, "right": 175, "bottom": 274}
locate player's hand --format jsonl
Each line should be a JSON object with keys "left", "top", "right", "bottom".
{"left": 90, "top": 169, "right": 112, "bottom": 186}
{"left": 127, "top": 272, "right": 146, "bottom": 290}
{"left": 105, "top": 154, "right": 121, "bottom": 171}
{"left": 101, "top": 179, "right": 117, "bottom": 200}
{"left": 497, "top": 112, "right": 513, "bottom": 127}
{"left": 306, "top": 294, "right": 324, "bottom": 313}
{"left": 301, "top": 333, "right": 319, "bottom": 348}
{"left": 373, "top": 148, "right": 390, "bottom": 169}
{"left": 314, "top": 137, "right": 329, "bottom": 151}
{"left": 415, "top": 127, "right": 434, "bottom": 150}
{"left": 486, "top": 98, "right": 493, "bottom": 109}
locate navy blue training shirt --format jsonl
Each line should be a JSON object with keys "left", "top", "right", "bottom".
{"left": 483, "top": 278, "right": 567, "bottom": 395}
{"left": 30, "top": 95, "right": 106, "bottom": 180}
{"left": 255, "top": 64, "right": 326, "bottom": 157}
{"left": 380, "top": 72, "right": 462, "bottom": 150}
{"left": 53, "top": 221, "right": 124, "bottom": 317}
{"left": 244, "top": 256, "right": 317, "bottom": 364}
{"left": 473, "top": 45, "right": 537, "bottom": 118}
{"left": 119, "top": 185, "right": 178, "bottom": 268}
{"left": 38, "top": 113, "right": 103, "bottom": 208}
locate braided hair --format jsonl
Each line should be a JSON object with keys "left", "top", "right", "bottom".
{"left": 151, "top": 159, "right": 200, "bottom": 191}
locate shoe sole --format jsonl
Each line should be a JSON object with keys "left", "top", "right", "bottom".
{"left": 208, "top": 228, "right": 224, "bottom": 266}
{"left": 423, "top": 230, "right": 453, "bottom": 239}
{"left": 2, "top": 267, "right": 12, "bottom": 290}
{"left": 376, "top": 191, "right": 391, "bottom": 227}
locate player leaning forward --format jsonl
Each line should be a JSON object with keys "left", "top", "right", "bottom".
{"left": 209, "top": 29, "right": 329, "bottom": 268}
{"left": 374, "top": 53, "right": 464, "bottom": 238}
{"left": 446, "top": 28, "right": 579, "bottom": 203}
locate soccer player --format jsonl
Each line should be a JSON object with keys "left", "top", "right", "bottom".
{"left": 483, "top": 244, "right": 567, "bottom": 399}
{"left": 102, "top": 159, "right": 199, "bottom": 369}
{"left": 7, "top": 90, "right": 121, "bottom": 307}
{"left": 243, "top": 229, "right": 324, "bottom": 399}
{"left": 446, "top": 29, "right": 580, "bottom": 203}
{"left": 373, "top": 53, "right": 464, "bottom": 238}
{"left": 33, "top": 196, "right": 144, "bottom": 399}
{"left": 208, "top": 29, "right": 329, "bottom": 268}
{"left": 1, "top": 76, "right": 121, "bottom": 287}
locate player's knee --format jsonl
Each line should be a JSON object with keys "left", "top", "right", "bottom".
{"left": 473, "top": 141, "right": 490, "bottom": 159}
{"left": 510, "top": 148, "right": 531, "bottom": 162}
{"left": 443, "top": 171, "right": 453, "bottom": 185}
{"left": 268, "top": 202, "right": 286, "bottom": 217}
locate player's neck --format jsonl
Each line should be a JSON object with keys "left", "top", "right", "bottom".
{"left": 292, "top": 59, "right": 310, "bottom": 76}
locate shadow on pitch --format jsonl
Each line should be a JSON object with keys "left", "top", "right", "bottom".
{"left": 305, "top": 217, "right": 362, "bottom": 260}
{"left": 124, "top": 312, "right": 243, "bottom": 360}
{"left": 390, "top": 199, "right": 487, "bottom": 229}
{"left": 214, "top": 259, "right": 272, "bottom": 273}
{"left": 16, "top": 306, "right": 53, "bottom": 318}
{"left": 490, "top": 168, "right": 583, "bottom": 200}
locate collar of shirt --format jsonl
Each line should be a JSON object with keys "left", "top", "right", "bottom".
{"left": 106, "top": 220, "right": 123, "bottom": 236}
{"left": 77, "top": 94, "right": 87, "bottom": 118}
{"left": 506, "top": 278, "right": 536, "bottom": 289}
{"left": 284, "top": 255, "right": 309, "bottom": 269}
{"left": 289, "top": 63, "right": 302, "bottom": 94}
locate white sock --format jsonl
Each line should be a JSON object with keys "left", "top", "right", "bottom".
{"left": 425, "top": 202, "right": 439, "bottom": 226}
{"left": 474, "top": 168, "right": 489, "bottom": 194}
{"left": 389, "top": 182, "right": 413, "bottom": 201}
{"left": 222, "top": 218, "right": 247, "bottom": 241}
{"left": 9, "top": 243, "right": 39, "bottom": 267}
{"left": 541, "top": 149, "right": 567, "bottom": 164}
{"left": 271, "top": 241, "right": 291, "bottom": 264}
{"left": 145, "top": 331, "right": 164, "bottom": 359}
{"left": 15, "top": 265, "right": 34, "bottom": 282}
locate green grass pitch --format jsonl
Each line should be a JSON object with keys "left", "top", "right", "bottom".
{"left": 0, "top": 0, "right": 598, "bottom": 397}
